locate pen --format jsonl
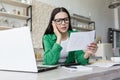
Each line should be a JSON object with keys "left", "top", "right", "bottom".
{"left": 66, "top": 66, "right": 77, "bottom": 69}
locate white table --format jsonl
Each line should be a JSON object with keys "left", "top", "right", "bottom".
{"left": 0, "top": 66, "right": 120, "bottom": 80}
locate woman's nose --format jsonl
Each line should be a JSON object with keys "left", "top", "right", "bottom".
{"left": 61, "top": 20, "right": 65, "bottom": 24}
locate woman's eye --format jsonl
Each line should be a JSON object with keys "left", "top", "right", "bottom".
{"left": 56, "top": 19, "right": 61, "bottom": 22}
{"left": 64, "top": 18, "right": 69, "bottom": 21}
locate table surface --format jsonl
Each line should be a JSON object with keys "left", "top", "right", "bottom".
{"left": 0, "top": 65, "right": 120, "bottom": 80}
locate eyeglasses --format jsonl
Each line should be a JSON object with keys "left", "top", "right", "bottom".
{"left": 53, "top": 17, "right": 69, "bottom": 25}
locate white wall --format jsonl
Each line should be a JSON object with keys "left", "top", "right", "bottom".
{"left": 37, "top": 0, "right": 115, "bottom": 43}
{"left": 114, "top": 7, "right": 120, "bottom": 29}
{"left": 119, "top": 8, "right": 120, "bottom": 28}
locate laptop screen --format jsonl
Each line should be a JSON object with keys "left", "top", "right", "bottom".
{"left": 0, "top": 27, "right": 38, "bottom": 72}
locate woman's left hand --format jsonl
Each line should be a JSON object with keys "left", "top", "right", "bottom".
{"left": 84, "top": 42, "right": 98, "bottom": 59}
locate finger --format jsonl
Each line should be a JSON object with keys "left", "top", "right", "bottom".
{"left": 87, "top": 46, "right": 97, "bottom": 53}
{"left": 89, "top": 42, "right": 97, "bottom": 46}
{"left": 88, "top": 42, "right": 97, "bottom": 46}
{"left": 52, "top": 21, "right": 56, "bottom": 29}
{"left": 88, "top": 47, "right": 97, "bottom": 52}
{"left": 88, "top": 45, "right": 97, "bottom": 49}
{"left": 88, "top": 45, "right": 96, "bottom": 49}
{"left": 86, "top": 50, "right": 95, "bottom": 56}
{"left": 52, "top": 21, "right": 58, "bottom": 32}
{"left": 88, "top": 46, "right": 98, "bottom": 50}
{"left": 88, "top": 47, "right": 95, "bottom": 50}
{"left": 88, "top": 43, "right": 98, "bottom": 49}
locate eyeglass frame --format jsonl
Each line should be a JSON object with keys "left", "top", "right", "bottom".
{"left": 53, "top": 17, "right": 69, "bottom": 25}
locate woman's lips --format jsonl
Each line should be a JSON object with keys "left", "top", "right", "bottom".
{"left": 61, "top": 27, "right": 67, "bottom": 30}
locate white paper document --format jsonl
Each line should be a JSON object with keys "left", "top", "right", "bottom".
{"left": 89, "top": 61, "right": 120, "bottom": 68}
{"left": 67, "top": 30, "right": 95, "bottom": 52}
{"left": 62, "top": 65, "right": 92, "bottom": 73}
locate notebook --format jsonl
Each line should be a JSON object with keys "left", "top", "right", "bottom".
{"left": 0, "top": 27, "right": 58, "bottom": 73}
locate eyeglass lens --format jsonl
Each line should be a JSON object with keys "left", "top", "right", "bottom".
{"left": 54, "top": 17, "right": 69, "bottom": 25}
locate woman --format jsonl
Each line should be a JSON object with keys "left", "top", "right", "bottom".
{"left": 43, "top": 7, "right": 97, "bottom": 65}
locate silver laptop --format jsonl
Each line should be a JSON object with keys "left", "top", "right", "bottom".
{"left": 0, "top": 27, "right": 57, "bottom": 73}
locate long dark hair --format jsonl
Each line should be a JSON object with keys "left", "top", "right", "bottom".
{"left": 44, "top": 7, "right": 72, "bottom": 35}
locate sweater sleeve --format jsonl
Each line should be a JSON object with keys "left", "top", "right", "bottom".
{"left": 43, "top": 35, "right": 62, "bottom": 65}
{"left": 75, "top": 50, "right": 89, "bottom": 65}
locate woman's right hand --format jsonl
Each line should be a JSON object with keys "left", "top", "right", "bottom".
{"left": 52, "top": 21, "right": 62, "bottom": 44}
{"left": 84, "top": 42, "right": 98, "bottom": 59}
